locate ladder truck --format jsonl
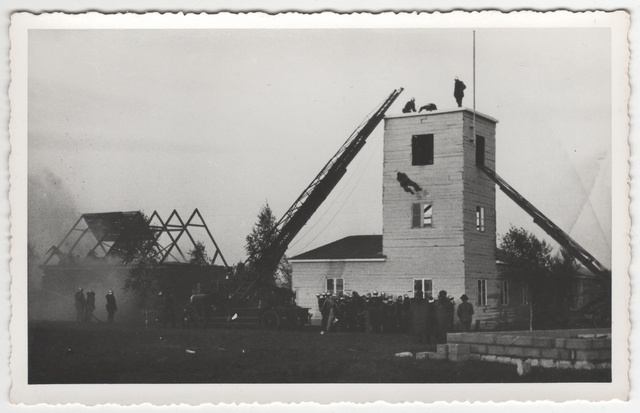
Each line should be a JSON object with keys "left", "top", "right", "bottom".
{"left": 183, "top": 88, "right": 404, "bottom": 330}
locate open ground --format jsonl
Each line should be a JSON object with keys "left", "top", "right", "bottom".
{"left": 29, "top": 321, "right": 610, "bottom": 384}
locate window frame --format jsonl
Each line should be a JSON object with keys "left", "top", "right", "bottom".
{"left": 499, "top": 281, "right": 509, "bottom": 306}
{"left": 477, "top": 279, "right": 487, "bottom": 306}
{"left": 413, "top": 278, "right": 434, "bottom": 299}
{"left": 411, "top": 134, "right": 434, "bottom": 166}
{"left": 326, "top": 278, "right": 344, "bottom": 295}
{"left": 476, "top": 206, "right": 485, "bottom": 232}
{"left": 412, "top": 202, "right": 433, "bottom": 228}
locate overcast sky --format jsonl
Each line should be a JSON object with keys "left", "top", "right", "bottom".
{"left": 27, "top": 28, "right": 612, "bottom": 267}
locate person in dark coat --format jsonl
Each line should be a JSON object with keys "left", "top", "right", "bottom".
{"left": 396, "top": 172, "right": 422, "bottom": 195}
{"left": 419, "top": 103, "right": 438, "bottom": 112}
{"left": 105, "top": 289, "right": 117, "bottom": 324}
{"left": 454, "top": 77, "right": 466, "bottom": 108}
{"left": 410, "top": 291, "right": 429, "bottom": 343}
{"left": 434, "top": 290, "right": 454, "bottom": 343}
{"left": 84, "top": 290, "right": 96, "bottom": 322}
{"left": 402, "top": 98, "right": 416, "bottom": 113}
{"left": 74, "top": 287, "right": 86, "bottom": 323}
{"left": 457, "top": 294, "right": 474, "bottom": 332}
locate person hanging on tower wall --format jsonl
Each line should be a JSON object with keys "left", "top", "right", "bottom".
{"left": 454, "top": 77, "right": 466, "bottom": 108}
{"left": 396, "top": 172, "right": 422, "bottom": 195}
{"left": 457, "top": 294, "right": 474, "bottom": 332}
{"left": 402, "top": 98, "right": 416, "bottom": 113}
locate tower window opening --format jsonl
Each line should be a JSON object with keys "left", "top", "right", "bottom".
{"left": 477, "top": 279, "right": 487, "bottom": 306}
{"left": 412, "top": 134, "right": 434, "bottom": 165}
{"left": 476, "top": 135, "right": 485, "bottom": 166}
{"left": 476, "top": 206, "right": 485, "bottom": 232}
{"left": 412, "top": 202, "right": 433, "bottom": 228}
{"left": 499, "top": 281, "right": 509, "bottom": 305}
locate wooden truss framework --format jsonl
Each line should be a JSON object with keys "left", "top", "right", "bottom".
{"left": 43, "top": 209, "right": 228, "bottom": 268}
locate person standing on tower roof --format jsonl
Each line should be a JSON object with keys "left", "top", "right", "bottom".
{"left": 402, "top": 98, "right": 416, "bottom": 113}
{"left": 454, "top": 77, "right": 466, "bottom": 108}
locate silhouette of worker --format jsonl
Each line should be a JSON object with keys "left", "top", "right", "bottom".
{"left": 397, "top": 172, "right": 422, "bottom": 194}
{"left": 402, "top": 98, "right": 416, "bottom": 113}
{"left": 419, "top": 103, "right": 438, "bottom": 112}
{"left": 454, "top": 77, "right": 466, "bottom": 108}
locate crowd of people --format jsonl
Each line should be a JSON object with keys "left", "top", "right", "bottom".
{"left": 74, "top": 287, "right": 117, "bottom": 324}
{"left": 317, "top": 289, "right": 474, "bottom": 343}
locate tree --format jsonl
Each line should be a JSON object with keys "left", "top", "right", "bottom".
{"left": 244, "top": 202, "right": 292, "bottom": 287}
{"left": 188, "top": 241, "right": 210, "bottom": 266}
{"left": 498, "top": 225, "right": 571, "bottom": 330}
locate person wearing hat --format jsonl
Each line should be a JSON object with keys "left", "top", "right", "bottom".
{"left": 457, "top": 294, "right": 474, "bottom": 332}
{"left": 435, "top": 290, "right": 454, "bottom": 343}
{"left": 105, "top": 289, "right": 118, "bottom": 324}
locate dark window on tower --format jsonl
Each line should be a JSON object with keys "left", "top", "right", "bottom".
{"left": 412, "top": 134, "right": 434, "bottom": 165}
{"left": 476, "top": 135, "right": 485, "bottom": 167}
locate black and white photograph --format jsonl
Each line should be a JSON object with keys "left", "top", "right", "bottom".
{"left": 8, "top": 10, "right": 629, "bottom": 405}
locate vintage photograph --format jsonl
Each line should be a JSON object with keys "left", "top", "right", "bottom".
{"left": 9, "top": 11, "right": 629, "bottom": 404}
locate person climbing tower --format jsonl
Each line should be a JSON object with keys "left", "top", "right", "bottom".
{"left": 396, "top": 172, "right": 422, "bottom": 195}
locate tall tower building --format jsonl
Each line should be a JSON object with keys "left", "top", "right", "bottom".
{"left": 382, "top": 108, "right": 498, "bottom": 302}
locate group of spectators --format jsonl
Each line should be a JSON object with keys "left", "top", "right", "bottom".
{"left": 74, "top": 287, "right": 117, "bottom": 324}
{"left": 317, "top": 289, "right": 474, "bottom": 343}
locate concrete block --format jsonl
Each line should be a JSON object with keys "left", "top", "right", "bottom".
{"left": 541, "top": 348, "right": 571, "bottom": 360}
{"left": 555, "top": 338, "right": 567, "bottom": 348}
{"left": 415, "top": 352, "right": 430, "bottom": 360}
{"left": 515, "top": 359, "right": 532, "bottom": 376}
{"left": 496, "top": 356, "right": 512, "bottom": 364}
{"left": 483, "top": 355, "right": 497, "bottom": 363}
{"left": 522, "top": 347, "right": 542, "bottom": 358}
{"left": 530, "top": 359, "right": 540, "bottom": 367}
{"left": 449, "top": 354, "right": 470, "bottom": 363}
{"left": 531, "top": 337, "right": 555, "bottom": 348}
{"left": 565, "top": 338, "right": 592, "bottom": 350}
{"left": 487, "top": 345, "right": 508, "bottom": 356}
{"left": 472, "top": 334, "right": 497, "bottom": 345}
{"left": 574, "top": 350, "right": 601, "bottom": 361}
{"left": 428, "top": 352, "right": 447, "bottom": 361}
{"left": 470, "top": 344, "right": 487, "bottom": 354}
{"left": 574, "top": 361, "right": 596, "bottom": 370}
{"left": 512, "top": 336, "right": 534, "bottom": 347}
{"left": 446, "top": 333, "right": 465, "bottom": 343}
{"left": 505, "top": 346, "right": 524, "bottom": 357}
{"left": 436, "top": 344, "right": 449, "bottom": 357}
{"left": 596, "top": 362, "right": 612, "bottom": 370}
{"left": 496, "top": 335, "right": 518, "bottom": 346}
{"left": 469, "top": 354, "right": 481, "bottom": 361}
{"left": 448, "top": 343, "right": 470, "bottom": 356}
{"left": 558, "top": 360, "right": 573, "bottom": 369}
{"left": 395, "top": 352, "right": 413, "bottom": 358}
{"left": 591, "top": 339, "right": 611, "bottom": 349}
{"left": 540, "top": 359, "right": 556, "bottom": 368}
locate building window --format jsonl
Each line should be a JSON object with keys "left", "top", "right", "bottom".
{"left": 476, "top": 135, "right": 485, "bottom": 167}
{"left": 412, "top": 134, "right": 434, "bottom": 165}
{"left": 521, "top": 283, "right": 529, "bottom": 305}
{"left": 326, "top": 278, "right": 344, "bottom": 295}
{"left": 499, "top": 281, "right": 509, "bottom": 305}
{"left": 477, "top": 279, "right": 487, "bottom": 306}
{"left": 412, "top": 203, "right": 433, "bottom": 228}
{"left": 413, "top": 278, "right": 433, "bottom": 299}
{"left": 476, "top": 206, "right": 485, "bottom": 232}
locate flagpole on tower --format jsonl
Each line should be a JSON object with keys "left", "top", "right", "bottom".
{"left": 473, "top": 30, "right": 476, "bottom": 133}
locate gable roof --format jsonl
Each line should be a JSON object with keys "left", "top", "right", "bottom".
{"left": 290, "top": 235, "right": 384, "bottom": 261}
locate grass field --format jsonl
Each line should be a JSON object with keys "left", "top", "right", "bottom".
{"left": 28, "top": 321, "right": 611, "bottom": 384}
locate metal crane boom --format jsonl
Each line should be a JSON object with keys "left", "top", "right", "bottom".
{"left": 234, "top": 88, "right": 403, "bottom": 299}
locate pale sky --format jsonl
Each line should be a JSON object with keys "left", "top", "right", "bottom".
{"left": 28, "top": 28, "right": 612, "bottom": 267}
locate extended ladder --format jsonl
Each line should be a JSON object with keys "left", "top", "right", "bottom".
{"left": 479, "top": 165, "right": 610, "bottom": 279}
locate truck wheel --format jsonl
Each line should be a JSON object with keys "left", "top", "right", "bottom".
{"left": 260, "top": 310, "right": 281, "bottom": 331}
